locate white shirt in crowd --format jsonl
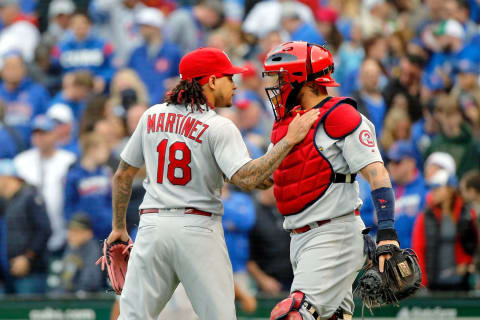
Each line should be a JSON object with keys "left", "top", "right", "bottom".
{"left": 14, "top": 148, "right": 76, "bottom": 251}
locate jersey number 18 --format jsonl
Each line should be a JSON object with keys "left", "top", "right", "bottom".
{"left": 156, "top": 139, "right": 192, "bottom": 185}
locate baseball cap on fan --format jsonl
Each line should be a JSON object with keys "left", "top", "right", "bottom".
{"left": 386, "top": 140, "right": 415, "bottom": 162}
{"left": 48, "top": 0, "right": 75, "bottom": 18}
{"left": 179, "top": 48, "right": 247, "bottom": 85}
{"left": 136, "top": 7, "right": 165, "bottom": 29}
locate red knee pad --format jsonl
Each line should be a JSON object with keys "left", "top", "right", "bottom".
{"left": 270, "top": 291, "right": 305, "bottom": 320}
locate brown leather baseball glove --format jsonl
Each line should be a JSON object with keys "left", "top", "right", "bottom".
{"left": 96, "top": 239, "right": 133, "bottom": 295}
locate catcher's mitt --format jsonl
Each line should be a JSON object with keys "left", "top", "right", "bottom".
{"left": 355, "top": 244, "right": 422, "bottom": 309}
{"left": 96, "top": 239, "right": 133, "bottom": 295}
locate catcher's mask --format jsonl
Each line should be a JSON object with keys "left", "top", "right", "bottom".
{"left": 263, "top": 41, "right": 339, "bottom": 121}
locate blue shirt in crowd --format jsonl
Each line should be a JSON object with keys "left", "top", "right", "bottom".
{"left": 49, "top": 93, "right": 86, "bottom": 122}
{"left": 290, "top": 22, "right": 324, "bottom": 45}
{"left": 64, "top": 162, "right": 113, "bottom": 240}
{"left": 128, "top": 41, "right": 182, "bottom": 105}
{"left": 423, "top": 41, "right": 480, "bottom": 91}
{"left": 393, "top": 172, "right": 427, "bottom": 248}
{"left": 222, "top": 190, "right": 255, "bottom": 273}
{"left": 0, "top": 124, "right": 22, "bottom": 159}
{"left": 52, "top": 32, "right": 115, "bottom": 84}
{"left": 0, "top": 79, "right": 50, "bottom": 146}
{"left": 411, "top": 118, "right": 436, "bottom": 171}
{"left": 357, "top": 176, "right": 376, "bottom": 236}
{"left": 361, "top": 94, "right": 386, "bottom": 138}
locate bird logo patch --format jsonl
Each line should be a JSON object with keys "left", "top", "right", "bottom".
{"left": 359, "top": 130, "right": 375, "bottom": 147}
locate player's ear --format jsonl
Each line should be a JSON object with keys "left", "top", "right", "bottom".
{"left": 207, "top": 75, "right": 216, "bottom": 90}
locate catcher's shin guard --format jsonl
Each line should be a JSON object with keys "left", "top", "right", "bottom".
{"left": 270, "top": 292, "right": 351, "bottom": 320}
{"left": 270, "top": 291, "right": 305, "bottom": 320}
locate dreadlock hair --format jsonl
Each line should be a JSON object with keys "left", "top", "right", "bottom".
{"left": 165, "top": 79, "right": 208, "bottom": 112}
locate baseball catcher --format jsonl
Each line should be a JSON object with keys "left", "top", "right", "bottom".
{"left": 355, "top": 244, "right": 422, "bottom": 311}
{"left": 96, "top": 239, "right": 133, "bottom": 295}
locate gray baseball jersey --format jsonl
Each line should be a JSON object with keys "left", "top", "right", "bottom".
{"left": 120, "top": 103, "right": 252, "bottom": 215}
{"left": 283, "top": 114, "right": 383, "bottom": 230}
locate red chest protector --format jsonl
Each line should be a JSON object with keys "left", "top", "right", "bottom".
{"left": 271, "top": 96, "right": 361, "bottom": 216}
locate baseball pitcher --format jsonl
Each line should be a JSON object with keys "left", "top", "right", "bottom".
{"left": 103, "top": 47, "right": 320, "bottom": 320}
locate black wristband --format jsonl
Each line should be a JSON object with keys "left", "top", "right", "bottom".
{"left": 376, "top": 228, "right": 399, "bottom": 243}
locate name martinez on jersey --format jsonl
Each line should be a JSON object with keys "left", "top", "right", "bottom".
{"left": 146, "top": 112, "right": 209, "bottom": 144}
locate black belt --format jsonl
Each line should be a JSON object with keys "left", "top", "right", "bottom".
{"left": 333, "top": 172, "right": 356, "bottom": 183}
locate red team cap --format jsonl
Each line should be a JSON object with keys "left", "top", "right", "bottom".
{"left": 179, "top": 48, "right": 247, "bottom": 85}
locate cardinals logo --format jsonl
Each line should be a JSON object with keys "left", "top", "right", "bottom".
{"left": 359, "top": 130, "right": 375, "bottom": 147}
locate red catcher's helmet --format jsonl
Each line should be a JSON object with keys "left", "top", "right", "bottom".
{"left": 263, "top": 41, "right": 339, "bottom": 120}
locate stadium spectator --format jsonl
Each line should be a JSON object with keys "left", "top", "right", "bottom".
{"left": 166, "top": 0, "right": 224, "bottom": 54}
{"left": 0, "top": 159, "right": 51, "bottom": 294}
{"left": 359, "top": 0, "right": 395, "bottom": 38}
{"left": 386, "top": 31, "right": 409, "bottom": 75}
{"left": 242, "top": 0, "right": 314, "bottom": 40}
{"left": 0, "top": 52, "right": 51, "bottom": 147}
{"left": 383, "top": 55, "right": 425, "bottom": 122}
{"left": 221, "top": 184, "right": 256, "bottom": 313}
{"left": 460, "top": 171, "right": 480, "bottom": 287}
{"left": 128, "top": 7, "right": 181, "bottom": 105}
{"left": 47, "top": 103, "right": 78, "bottom": 155}
{"left": 108, "top": 68, "right": 150, "bottom": 116}
{"left": 64, "top": 132, "right": 112, "bottom": 240}
{"left": 111, "top": 103, "right": 146, "bottom": 233}
{"left": 28, "top": 41, "right": 63, "bottom": 96}
{"left": 14, "top": 115, "right": 76, "bottom": 254}
{"left": 0, "top": 0, "right": 39, "bottom": 64}
{"left": 447, "top": 0, "right": 479, "bottom": 43}
{"left": 280, "top": 1, "right": 324, "bottom": 44}
{"left": 49, "top": 71, "right": 94, "bottom": 121}
{"left": 51, "top": 12, "right": 115, "bottom": 93}
{"left": 386, "top": 140, "right": 427, "bottom": 248}
{"left": 450, "top": 60, "right": 480, "bottom": 140}
{"left": 43, "top": 0, "right": 75, "bottom": 47}
{"left": 425, "top": 94, "right": 480, "bottom": 179}
{"left": 380, "top": 108, "right": 411, "bottom": 152}
{"left": 363, "top": 34, "right": 389, "bottom": 69}
{"left": 315, "top": 6, "right": 341, "bottom": 53}
{"left": 79, "top": 94, "right": 108, "bottom": 136}
{"left": 59, "top": 213, "right": 102, "bottom": 293}
{"left": 233, "top": 95, "right": 270, "bottom": 150}
{"left": 88, "top": 0, "right": 145, "bottom": 68}
{"left": 412, "top": 168, "right": 478, "bottom": 290}
{"left": 0, "top": 99, "right": 25, "bottom": 158}
{"left": 411, "top": 96, "right": 441, "bottom": 170}
{"left": 352, "top": 58, "right": 387, "bottom": 137}
{"left": 248, "top": 187, "right": 293, "bottom": 294}
{"left": 424, "top": 151, "right": 458, "bottom": 182}
{"left": 238, "top": 63, "right": 267, "bottom": 111}
{"left": 335, "top": 19, "right": 365, "bottom": 95}
{"left": 461, "top": 171, "right": 480, "bottom": 215}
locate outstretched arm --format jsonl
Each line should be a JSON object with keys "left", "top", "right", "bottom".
{"left": 230, "top": 110, "right": 319, "bottom": 192}
{"left": 107, "top": 160, "right": 139, "bottom": 243}
{"left": 230, "top": 139, "right": 294, "bottom": 192}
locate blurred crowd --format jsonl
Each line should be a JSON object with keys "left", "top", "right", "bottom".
{"left": 0, "top": 0, "right": 479, "bottom": 310}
